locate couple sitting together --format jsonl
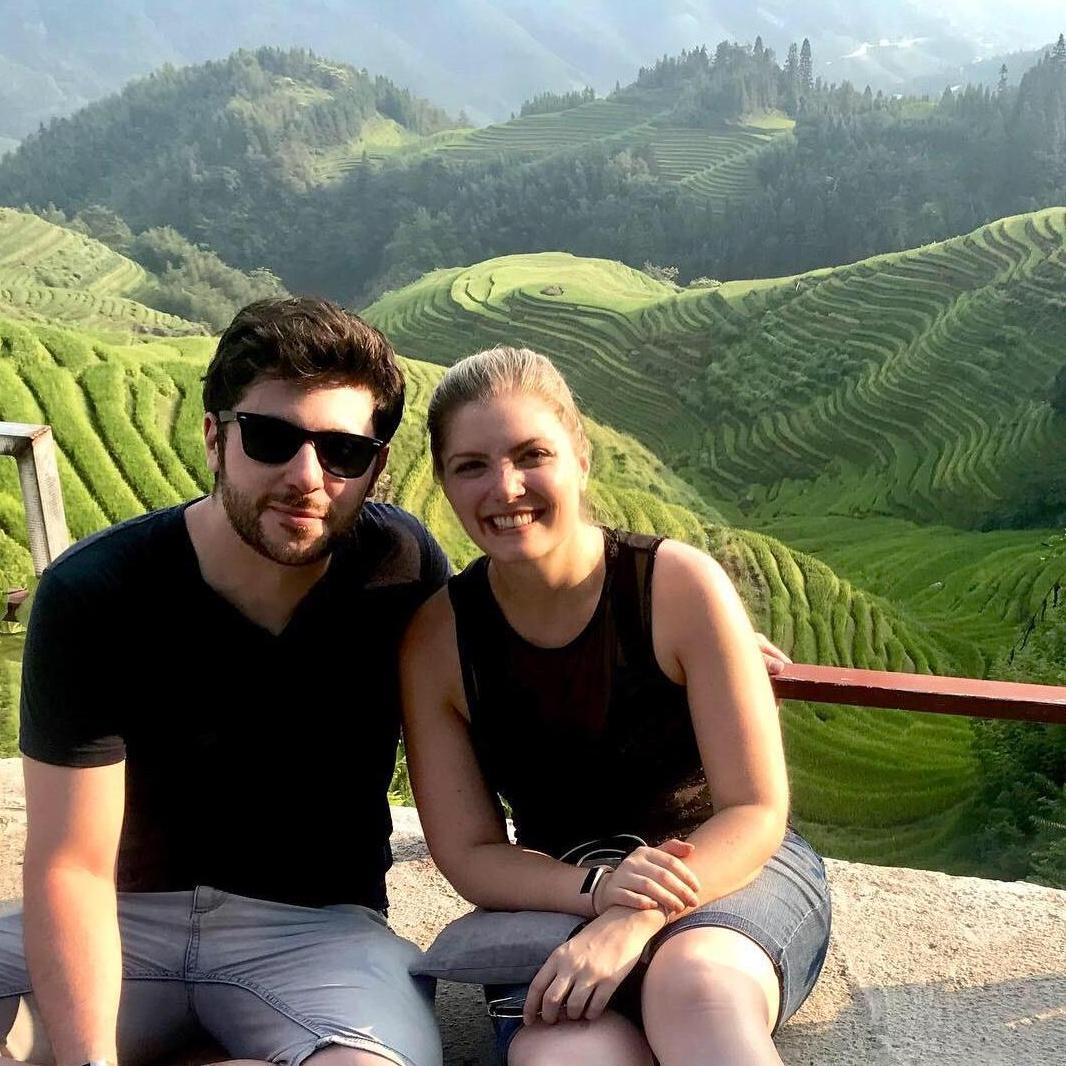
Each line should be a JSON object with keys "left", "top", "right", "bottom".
{"left": 0, "top": 297, "right": 830, "bottom": 1066}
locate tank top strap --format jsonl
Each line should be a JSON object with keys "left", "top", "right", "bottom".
{"left": 609, "top": 529, "right": 665, "bottom": 672}
{"left": 447, "top": 556, "right": 493, "bottom": 717}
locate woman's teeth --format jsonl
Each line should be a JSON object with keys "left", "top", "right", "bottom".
{"left": 490, "top": 512, "right": 536, "bottom": 530}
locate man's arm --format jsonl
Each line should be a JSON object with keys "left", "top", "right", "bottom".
{"left": 22, "top": 757, "right": 125, "bottom": 1066}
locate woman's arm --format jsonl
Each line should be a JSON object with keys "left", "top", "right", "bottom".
{"left": 402, "top": 589, "right": 600, "bottom": 917}
{"left": 651, "top": 539, "right": 790, "bottom": 905}
{"left": 523, "top": 542, "right": 790, "bottom": 1024}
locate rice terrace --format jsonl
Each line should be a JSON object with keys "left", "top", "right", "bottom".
{"left": 1, "top": 23, "right": 1066, "bottom": 896}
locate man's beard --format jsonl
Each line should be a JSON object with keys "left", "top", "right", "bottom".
{"left": 218, "top": 463, "right": 363, "bottom": 567}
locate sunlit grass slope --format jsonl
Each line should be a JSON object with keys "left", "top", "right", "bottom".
{"left": 691, "top": 208, "right": 1066, "bottom": 530}
{"left": 369, "top": 209, "right": 1066, "bottom": 538}
{"left": 0, "top": 208, "right": 201, "bottom": 335}
{"left": 321, "top": 89, "right": 792, "bottom": 212}
{"left": 363, "top": 252, "right": 707, "bottom": 455}
{"left": 751, "top": 514, "right": 1066, "bottom": 678}
{"left": 0, "top": 314, "right": 981, "bottom": 871}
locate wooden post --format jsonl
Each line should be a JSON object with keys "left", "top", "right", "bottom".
{"left": 0, "top": 422, "right": 69, "bottom": 575}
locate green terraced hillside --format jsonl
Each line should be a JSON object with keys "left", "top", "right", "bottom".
{"left": 749, "top": 514, "right": 1066, "bottom": 679}
{"left": 369, "top": 209, "right": 1066, "bottom": 537}
{"left": 0, "top": 208, "right": 203, "bottom": 335}
{"left": 318, "top": 90, "right": 792, "bottom": 212}
{"left": 0, "top": 314, "right": 981, "bottom": 873}
{"left": 690, "top": 208, "right": 1066, "bottom": 533}
{"left": 364, "top": 253, "right": 708, "bottom": 456}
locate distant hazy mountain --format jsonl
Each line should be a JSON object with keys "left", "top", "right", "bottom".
{"left": 1, "top": 0, "right": 1061, "bottom": 144}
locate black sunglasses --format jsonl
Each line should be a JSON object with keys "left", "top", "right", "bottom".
{"left": 217, "top": 410, "right": 384, "bottom": 479}
{"left": 486, "top": 993, "right": 539, "bottom": 1020}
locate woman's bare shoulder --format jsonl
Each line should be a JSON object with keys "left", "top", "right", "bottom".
{"left": 654, "top": 537, "right": 733, "bottom": 600}
{"left": 402, "top": 583, "right": 468, "bottom": 715}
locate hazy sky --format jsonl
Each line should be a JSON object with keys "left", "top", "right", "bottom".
{"left": 923, "top": 0, "right": 1064, "bottom": 51}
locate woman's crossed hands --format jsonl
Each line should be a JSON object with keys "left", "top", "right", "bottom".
{"left": 591, "top": 838, "right": 700, "bottom": 916}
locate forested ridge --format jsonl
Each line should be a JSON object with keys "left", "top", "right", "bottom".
{"left": 2, "top": 38, "right": 1064, "bottom": 306}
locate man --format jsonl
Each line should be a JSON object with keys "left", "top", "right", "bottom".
{"left": 0, "top": 297, "right": 449, "bottom": 1066}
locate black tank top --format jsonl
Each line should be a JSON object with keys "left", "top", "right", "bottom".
{"left": 448, "top": 528, "right": 716, "bottom": 858}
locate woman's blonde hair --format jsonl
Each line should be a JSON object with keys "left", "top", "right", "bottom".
{"left": 428, "top": 346, "right": 590, "bottom": 477}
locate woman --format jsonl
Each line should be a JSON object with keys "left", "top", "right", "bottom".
{"left": 402, "top": 347, "right": 830, "bottom": 1066}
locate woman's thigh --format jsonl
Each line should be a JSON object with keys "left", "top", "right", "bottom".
{"left": 641, "top": 828, "right": 831, "bottom": 1033}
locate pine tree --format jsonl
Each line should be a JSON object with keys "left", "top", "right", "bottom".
{"left": 800, "top": 38, "right": 814, "bottom": 90}
{"left": 785, "top": 42, "right": 799, "bottom": 84}
{"left": 754, "top": 35, "right": 765, "bottom": 59}
{"left": 999, "top": 64, "right": 1009, "bottom": 95}
{"left": 1055, "top": 34, "right": 1066, "bottom": 63}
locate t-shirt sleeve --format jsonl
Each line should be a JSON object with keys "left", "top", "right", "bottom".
{"left": 19, "top": 566, "right": 126, "bottom": 768}
{"left": 417, "top": 522, "right": 453, "bottom": 591}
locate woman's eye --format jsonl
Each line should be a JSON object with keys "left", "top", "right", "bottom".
{"left": 452, "top": 460, "right": 484, "bottom": 475}
{"left": 521, "top": 449, "right": 552, "bottom": 464}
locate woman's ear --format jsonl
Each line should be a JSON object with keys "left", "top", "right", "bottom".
{"left": 578, "top": 447, "right": 591, "bottom": 491}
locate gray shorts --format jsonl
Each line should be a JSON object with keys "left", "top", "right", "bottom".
{"left": 0, "top": 886, "right": 441, "bottom": 1066}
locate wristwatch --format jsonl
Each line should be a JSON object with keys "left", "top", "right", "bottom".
{"left": 579, "top": 864, "right": 611, "bottom": 912}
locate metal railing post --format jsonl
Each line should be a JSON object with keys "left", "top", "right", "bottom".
{"left": 1, "top": 421, "right": 69, "bottom": 574}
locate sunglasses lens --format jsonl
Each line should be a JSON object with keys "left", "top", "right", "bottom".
{"left": 230, "top": 413, "right": 380, "bottom": 478}
{"left": 238, "top": 415, "right": 303, "bottom": 465}
{"left": 316, "top": 432, "right": 379, "bottom": 478}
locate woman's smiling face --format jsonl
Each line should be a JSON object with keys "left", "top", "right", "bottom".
{"left": 440, "top": 391, "right": 590, "bottom": 562}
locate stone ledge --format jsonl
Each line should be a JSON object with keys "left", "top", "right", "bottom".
{"left": 4, "top": 762, "right": 1065, "bottom": 1064}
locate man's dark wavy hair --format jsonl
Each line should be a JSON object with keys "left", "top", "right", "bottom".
{"left": 202, "top": 297, "right": 406, "bottom": 442}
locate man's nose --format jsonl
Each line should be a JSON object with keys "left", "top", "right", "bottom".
{"left": 283, "top": 440, "right": 327, "bottom": 492}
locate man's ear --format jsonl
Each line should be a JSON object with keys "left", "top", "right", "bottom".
{"left": 365, "top": 445, "right": 390, "bottom": 496}
{"left": 204, "top": 412, "right": 221, "bottom": 476}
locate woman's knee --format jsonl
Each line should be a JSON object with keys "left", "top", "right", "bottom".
{"left": 643, "top": 927, "right": 780, "bottom": 1030}
{"left": 508, "top": 1011, "right": 652, "bottom": 1066}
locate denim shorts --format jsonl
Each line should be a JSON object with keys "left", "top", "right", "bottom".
{"left": 486, "top": 829, "right": 831, "bottom": 1061}
{"left": 0, "top": 886, "right": 441, "bottom": 1066}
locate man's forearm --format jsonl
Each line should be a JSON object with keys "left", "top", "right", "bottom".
{"left": 23, "top": 865, "right": 121, "bottom": 1066}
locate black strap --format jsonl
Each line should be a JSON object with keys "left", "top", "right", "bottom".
{"left": 610, "top": 531, "right": 664, "bottom": 672}
{"left": 447, "top": 559, "right": 489, "bottom": 719}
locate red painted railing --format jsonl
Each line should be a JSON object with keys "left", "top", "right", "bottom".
{"left": 773, "top": 664, "right": 1066, "bottom": 725}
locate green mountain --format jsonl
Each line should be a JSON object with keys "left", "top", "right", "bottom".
{"left": 0, "top": 206, "right": 291, "bottom": 336}
{"left": 0, "top": 208, "right": 202, "bottom": 335}
{"left": 0, "top": 47, "right": 457, "bottom": 240}
{"left": 5, "top": 39, "right": 1065, "bottom": 315}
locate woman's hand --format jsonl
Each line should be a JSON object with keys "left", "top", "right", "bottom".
{"left": 591, "top": 839, "right": 700, "bottom": 915}
{"left": 524, "top": 907, "right": 663, "bottom": 1025}
{"left": 755, "top": 632, "right": 791, "bottom": 676}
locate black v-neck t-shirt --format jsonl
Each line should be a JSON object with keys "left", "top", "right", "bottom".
{"left": 19, "top": 501, "right": 450, "bottom": 910}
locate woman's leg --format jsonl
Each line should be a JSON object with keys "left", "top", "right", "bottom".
{"left": 508, "top": 1011, "right": 653, "bottom": 1066}
{"left": 642, "top": 926, "right": 783, "bottom": 1066}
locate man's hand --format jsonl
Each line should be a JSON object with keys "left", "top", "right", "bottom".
{"left": 523, "top": 908, "right": 663, "bottom": 1025}
{"left": 591, "top": 840, "right": 700, "bottom": 915}
{"left": 755, "top": 632, "right": 791, "bottom": 676}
